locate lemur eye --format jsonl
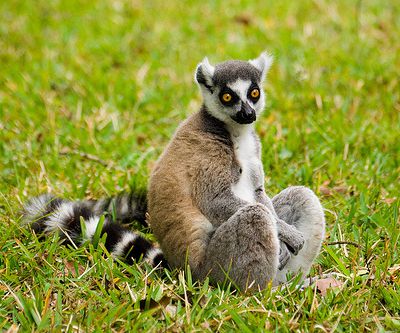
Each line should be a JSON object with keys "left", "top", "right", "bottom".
{"left": 222, "top": 93, "right": 232, "bottom": 102}
{"left": 250, "top": 88, "right": 260, "bottom": 99}
{"left": 219, "top": 88, "right": 237, "bottom": 106}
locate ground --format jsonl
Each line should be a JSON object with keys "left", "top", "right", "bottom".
{"left": 0, "top": 0, "right": 399, "bottom": 331}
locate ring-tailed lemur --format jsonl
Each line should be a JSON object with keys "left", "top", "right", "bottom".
{"left": 22, "top": 52, "right": 325, "bottom": 290}
{"left": 148, "top": 52, "right": 325, "bottom": 289}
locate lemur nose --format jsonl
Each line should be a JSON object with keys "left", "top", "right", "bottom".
{"left": 240, "top": 102, "right": 256, "bottom": 121}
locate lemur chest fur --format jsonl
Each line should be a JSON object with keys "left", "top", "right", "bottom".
{"left": 231, "top": 129, "right": 264, "bottom": 203}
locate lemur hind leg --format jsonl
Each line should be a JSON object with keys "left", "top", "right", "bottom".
{"left": 200, "top": 204, "right": 279, "bottom": 291}
{"left": 272, "top": 186, "right": 325, "bottom": 285}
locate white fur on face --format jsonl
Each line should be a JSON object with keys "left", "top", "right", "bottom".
{"left": 226, "top": 79, "right": 265, "bottom": 115}
{"left": 200, "top": 86, "right": 231, "bottom": 123}
{"left": 254, "top": 89, "right": 265, "bottom": 115}
{"left": 201, "top": 78, "right": 266, "bottom": 129}
{"left": 227, "top": 79, "right": 251, "bottom": 101}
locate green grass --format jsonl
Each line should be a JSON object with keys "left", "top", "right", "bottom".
{"left": 1, "top": 0, "right": 399, "bottom": 331}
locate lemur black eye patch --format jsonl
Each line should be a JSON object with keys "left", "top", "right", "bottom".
{"left": 247, "top": 83, "right": 260, "bottom": 102}
{"left": 219, "top": 87, "right": 239, "bottom": 106}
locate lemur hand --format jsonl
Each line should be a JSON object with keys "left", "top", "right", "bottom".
{"left": 277, "top": 218, "right": 305, "bottom": 255}
{"left": 278, "top": 241, "right": 291, "bottom": 270}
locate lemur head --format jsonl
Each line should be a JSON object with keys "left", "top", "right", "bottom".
{"left": 195, "top": 52, "right": 273, "bottom": 126}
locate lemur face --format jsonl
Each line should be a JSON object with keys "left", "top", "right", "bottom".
{"left": 195, "top": 52, "right": 273, "bottom": 126}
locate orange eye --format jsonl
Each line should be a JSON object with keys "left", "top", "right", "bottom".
{"left": 222, "top": 93, "right": 232, "bottom": 102}
{"left": 250, "top": 89, "right": 260, "bottom": 99}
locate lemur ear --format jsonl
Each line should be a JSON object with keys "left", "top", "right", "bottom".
{"left": 195, "top": 57, "right": 215, "bottom": 89}
{"left": 249, "top": 51, "right": 273, "bottom": 82}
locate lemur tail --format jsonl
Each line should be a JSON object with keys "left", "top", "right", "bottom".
{"left": 21, "top": 193, "right": 166, "bottom": 268}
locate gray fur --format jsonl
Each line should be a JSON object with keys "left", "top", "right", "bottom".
{"left": 190, "top": 109, "right": 246, "bottom": 226}
{"left": 213, "top": 61, "right": 262, "bottom": 86}
{"left": 255, "top": 187, "right": 305, "bottom": 256}
{"left": 202, "top": 204, "right": 279, "bottom": 289}
{"left": 272, "top": 186, "right": 325, "bottom": 285}
{"left": 148, "top": 52, "right": 325, "bottom": 290}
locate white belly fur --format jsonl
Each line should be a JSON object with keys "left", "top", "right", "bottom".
{"left": 231, "top": 129, "right": 260, "bottom": 203}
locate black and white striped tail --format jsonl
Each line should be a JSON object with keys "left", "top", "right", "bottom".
{"left": 22, "top": 193, "right": 166, "bottom": 268}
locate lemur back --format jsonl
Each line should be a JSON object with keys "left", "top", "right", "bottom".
{"left": 148, "top": 109, "right": 241, "bottom": 270}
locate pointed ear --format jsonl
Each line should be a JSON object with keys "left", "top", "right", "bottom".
{"left": 195, "top": 57, "right": 215, "bottom": 89}
{"left": 249, "top": 51, "right": 273, "bottom": 82}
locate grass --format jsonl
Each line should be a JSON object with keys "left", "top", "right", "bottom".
{"left": 0, "top": 0, "right": 399, "bottom": 331}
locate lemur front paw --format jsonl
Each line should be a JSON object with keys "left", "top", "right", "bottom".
{"left": 284, "top": 227, "right": 305, "bottom": 255}
{"left": 278, "top": 241, "right": 291, "bottom": 270}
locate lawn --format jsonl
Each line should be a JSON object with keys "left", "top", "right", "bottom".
{"left": 0, "top": 0, "right": 399, "bottom": 331}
